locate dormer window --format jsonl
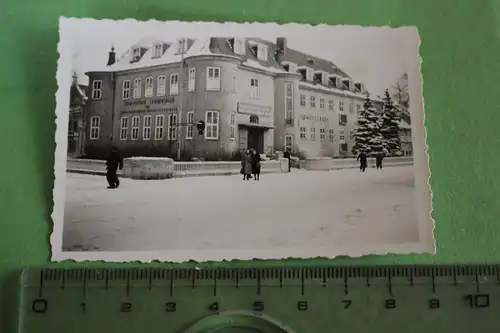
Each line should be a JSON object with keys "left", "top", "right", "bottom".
{"left": 282, "top": 62, "right": 297, "bottom": 73}
{"left": 313, "top": 72, "right": 322, "bottom": 84}
{"left": 328, "top": 76, "right": 337, "bottom": 88}
{"left": 229, "top": 38, "right": 245, "bottom": 55}
{"left": 354, "top": 82, "right": 364, "bottom": 93}
{"left": 152, "top": 44, "right": 163, "bottom": 58}
{"left": 297, "top": 67, "right": 313, "bottom": 81}
{"left": 257, "top": 44, "right": 268, "bottom": 61}
{"left": 306, "top": 68, "right": 313, "bottom": 81}
{"left": 176, "top": 39, "right": 186, "bottom": 54}
{"left": 132, "top": 47, "right": 141, "bottom": 60}
{"left": 342, "top": 79, "right": 352, "bottom": 91}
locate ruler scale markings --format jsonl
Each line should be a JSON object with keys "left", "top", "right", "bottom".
{"left": 300, "top": 268, "right": 305, "bottom": 296}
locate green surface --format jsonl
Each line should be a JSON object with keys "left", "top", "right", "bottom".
{"left": 17, "top": 266, "right": 500, "bottom": 332}
{"left": 2, "top": 0, "right": 500, "bottom": 332}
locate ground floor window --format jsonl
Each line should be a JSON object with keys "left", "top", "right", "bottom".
{"left": 205, "top": 111, "right": 219, "bottom": 139}
{"left": 131, "top": 116, "right": 140, "bottom": 140}
{"left": 120, "top": 117, "right": 128, "bottom": 140}
{"left": 168, "top": 113, "right": 177, "bottom": 140}
{"left": 230, "top": 113, "right": 236, "bottom": 140}
{"left": 186, "top": 112, "right": 194, "bottom": 139}
{"left": 143, "top": 115, "right": 152, "bottom": 140}
{"left": 155, "top": 115, "right": 164, "bottom": 140}
{"left": 89, "top": 116, "right": 100, "bottom": 140}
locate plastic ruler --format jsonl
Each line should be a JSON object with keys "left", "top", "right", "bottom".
{"left": 17, "top": 265, "right": 500, "bottom": 332}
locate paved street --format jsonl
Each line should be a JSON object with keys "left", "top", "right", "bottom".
{"left": 62, "top": 166, "right": 419, "bottom": 252}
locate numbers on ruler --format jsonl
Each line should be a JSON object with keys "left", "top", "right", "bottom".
{"left": 252, "top": 301, "right": 265, "bottom": 312}
{"left": 465, "top": 294, "right": 490, "bottom": 308}
{"left": 208, "top": 302, "right": 219, "bottom": 312}
{"left": 121, "top": 302, "right": 132, "bottom": 312}
{"left": 384, "top": 299, "right": 396, "bottom": 309}
{"left": 342, "top": 300, "right": 352, "bottom": 309}
{"left": 165, "top": 302, "right": 177, "bottom": 312}
{"left": 428, "top": 298, "right": 440, "bottom": 309}
{"left": 31, "top": 299, "right": 48, "bottom": 313}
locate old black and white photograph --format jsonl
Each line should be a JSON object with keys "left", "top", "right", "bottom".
{"left": 52, "top": 18, "right": 434, "bottom": 261}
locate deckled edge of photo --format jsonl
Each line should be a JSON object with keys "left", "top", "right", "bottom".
{"left": 50, "top": 17, "right": 435, "bottom": 263}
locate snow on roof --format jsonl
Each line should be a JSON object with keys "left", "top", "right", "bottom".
{"left": 97, "top": 38, "right": 214, "bottom": 72}
{"left": 299, "top": 81, "right": 368, "bottom": 100}
{"left": 241, "top": 58, "right": 289, "bottom": 75}
{"left": 75, "top": 84, "right": 87, "bottom": 99}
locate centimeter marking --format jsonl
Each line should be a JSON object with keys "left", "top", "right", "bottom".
{"left": 22, "top": 265, "right": 500, "bottom": 298}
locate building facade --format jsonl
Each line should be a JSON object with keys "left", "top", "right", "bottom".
{"left": 83, "top": 37, "right": 376, "bottom": 160}
{"left": 67, "top": 75, "right": 88, "bottom": 157}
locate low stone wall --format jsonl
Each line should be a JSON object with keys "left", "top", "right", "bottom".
{"left": 122, "top": 157, "right": 174, "bottom": 180}
{"left": 66, "top": 157, "right": 289, "bottom": 179}
{"left": 302, "top": 156, "right": 414, "bottom": 171}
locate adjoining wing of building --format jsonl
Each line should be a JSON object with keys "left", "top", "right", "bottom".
{"left": 80, "top": 37, "right": 408, "bottom": 160}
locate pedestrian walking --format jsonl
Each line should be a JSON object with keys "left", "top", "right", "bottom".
{"left": 357, "top": 150, "right": 367, "bottom": 172}
{"left": 283, "top": 148, "right": 292, "bottom": 172}
{"left": 241, "top": 149, "right": 253, "bottom": 180}
{"left": 251, "top": 149, "right": 261, "bottom": 181}
{"left": 376, "top": 152, "right": 385, "bottom": 170}
{"left": 106, "top": 145, "right": 123, "bottom": 189}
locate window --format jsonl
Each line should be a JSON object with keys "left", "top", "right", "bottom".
{"left": 339, "top": 101, "right": 344, "bottom": 112}
{"left": 176, "top": 39, "right": 186, "bottom": 54}
{"left": 122, "top": 80, "right": 130, "bottom": 100}
{"left": 257, "top": 44, "right": 268, "bottom": 61}
{"left": 319, "top": 98, "right": 325, "bottom": 109}
{"left": 167, "top": 113, "right": 177, "bottom": 140}
{"left": 300, "top": 126, "right": 307, "bottom": 139}
{"left": 320, "top": 128, "right": 326, "bottom": 140}
{"left": 186, "top": 112, "right": 194, "bottom": 139}
{"left": 328, "top": 99, "right": 334, "bottom": 111}
{"left": 133, "top": 47, "right": 141, "bottom": 59}
{"left": 89, "top": 116, "right": 100, "bottom": 140}
{"left": 285, "top": 83, "right": 293, "bottom": 119}
{"left": 131, "top": 116, "right": 140, "bottom": 140}
{"left": 133, "top": 78, "right": 141, "bottom": 98}
{"left": 120, "top": 117, "right": 129, "bottom": 140}
{"left": 91, "top": 80, "right": 102, "bottom": 100}
{"left": 328, "top": 129, "right": 335, "bottom": 141}
{"left": 234, "top": 39, "right": 245, "bottom": 54}
{"left": 188, "top": 68, "right": 196, "bottom": 92}
{"left": 300, "top": 94, "right": 306, "bottom": 107}
{"left": 143, "top": 115, "right": 152, "bottom": 140}
{"left": 206, "top": 67, "right": 221, "bottom": 91}
{"left": 232, "top": 69, "right": 237, "bottom": 93}
{"left": 250, "top": 78, "right": 259, "bottom": 98}
{"left": 205, "top": 111, "right": 219, "bottom": 139}
{"left": 145, "top": 77, "right": 154, "bottom": 97}
{"left": 155, "top": 115, "right": 164, "bottom": 140}
{"left": 310, "top": 127, "right": 316, "bottom": 140}
{"left": 339, "top": 128, "right": 345, "bottom": 141}
{"left": 285, "top": 135, "right": 293, "bottom": 152}
{"left": 230, "top": 112, "right": 236, "bottom": 140}
{"left": 157, "top": 76, "right": 166, "bottom": 96}
{"left": 153, "top": 44, "right": 162, "bottom": 58}
{"left": 170, "top": 74, "right": 179, "bottom": 95}
{"left": 310, "top": 96, "right": 316, "bottom": 108}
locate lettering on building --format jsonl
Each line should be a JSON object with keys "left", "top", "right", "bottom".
{"left": 121, "top": 107, "right": 178, "bottom": 113}
{"left": 300, "top": 115, "right": 328, "bottom": 122}
{"left": 237, "top": 102, "right": 272, "bottom": 117}
{"left": 124, "top": 97, "right": 175, "bottom": 107}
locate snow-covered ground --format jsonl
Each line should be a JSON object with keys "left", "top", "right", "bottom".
{"left": 61, "top": 166, "right": 419, "bottom": 252}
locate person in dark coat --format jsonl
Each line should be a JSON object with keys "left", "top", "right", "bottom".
{"left": 251, "top": 149, "right": 261, "bottom": 181}
{"left": 375, "top": 152, "right": 385, "bottom": 170}
{"left": 241, "top": 149, "right": 253, "bottom": 180}
{"left": 283, "top": 149, "right": 292, "bottom": 172}
{"left": 357, "top": 150, "right": 367, "bottom": 172}
{"left": 106, "top": 145, "right": 123, "bottom": 189}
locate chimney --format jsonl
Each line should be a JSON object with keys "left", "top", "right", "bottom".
{"left": 106, "top": 45, "right": 116, "bottom": 66}
{"left": 276, "top": 37, "right": 287, "bottom": 61}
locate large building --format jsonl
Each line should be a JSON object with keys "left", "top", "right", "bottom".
{"left": 67, "top": 74, "right": 88, "bottom": 157}
{"left": 83, "top": 37, "right": 378, "bottom": 160}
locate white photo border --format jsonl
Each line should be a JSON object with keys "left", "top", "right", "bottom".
{"left": 51, "top": 17, "right": 435, "bottom": 262}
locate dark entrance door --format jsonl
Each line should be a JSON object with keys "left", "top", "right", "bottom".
{"left": 247, "top": 128, "right": 264, "bottom": 153}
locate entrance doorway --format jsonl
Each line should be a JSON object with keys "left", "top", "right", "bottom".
{"left": 247, "top": 128, "right": 264, "bottom": 153}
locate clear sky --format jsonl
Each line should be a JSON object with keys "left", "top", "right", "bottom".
{"left": 64, "top": 19, "right": 419, "bottom": 96}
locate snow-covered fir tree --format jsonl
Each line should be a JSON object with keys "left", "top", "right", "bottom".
{"left": 379, "top": 89, "right": 401, "bottom": 156}
{"left": 352, "top": 93, "right": 384, "bottom": 155}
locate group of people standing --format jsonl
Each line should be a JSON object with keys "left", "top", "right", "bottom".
{"left": 356, "top": 151, "right": 385, "bottom": 172}
{"left": 241, "top": 148, "right": 262, "bottom": 181}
